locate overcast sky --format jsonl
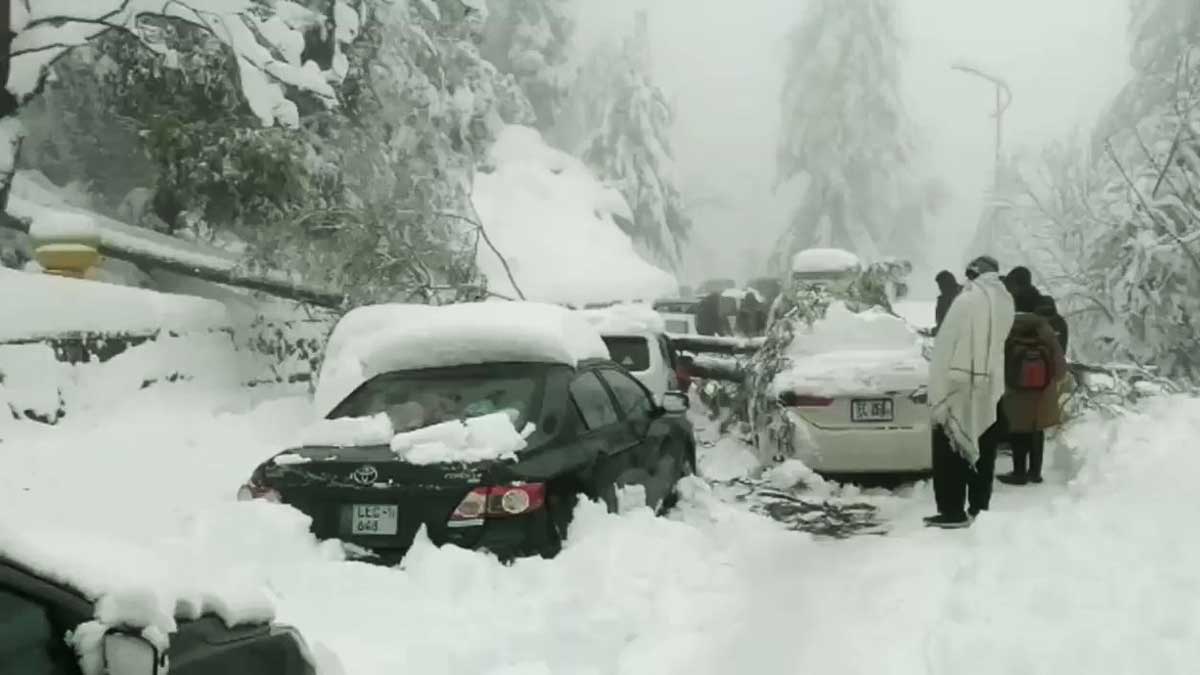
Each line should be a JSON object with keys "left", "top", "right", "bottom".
{"left": 573, "top": 0, "right": 1132, "bottom": 292}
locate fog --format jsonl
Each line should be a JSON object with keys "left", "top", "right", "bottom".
{"left": 575, "top": 0, "right": 1131, "bottom": 295}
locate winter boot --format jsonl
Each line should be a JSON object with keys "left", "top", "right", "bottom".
{"left": 924, "top": 513, "right": 971, "bottom": 529}
{"left": 997, "top": 472, "right": 1028, "bottom": 486}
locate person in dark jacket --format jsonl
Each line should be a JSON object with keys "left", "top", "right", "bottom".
{"left": 933, "top": 270, "right": 961, "bottom": 335}
{"left": 737, "top": 292, "right": 766, "bottom": 336}
{"left": 998, "top": 312, "right": 1067, "bottom": 485}
{"left": 695, "top": 292, "right": 724, "bottom": 336}
{"left": 1005, "top": 266, "right": 1043, "bottom": 313}
{"left": 1034, "top": 295, "right": 1069, "bottom": 353}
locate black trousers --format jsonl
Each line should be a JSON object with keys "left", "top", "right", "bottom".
{"left": 1009, "top": 431, "right": 1045, "bottom": 478}
{"left": 932, "top": 411, "right": 1005, "bottom": 517}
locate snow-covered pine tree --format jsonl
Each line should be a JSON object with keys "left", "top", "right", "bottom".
{"left": 773, "top": 0, "right": 925, "bottom": 272}
{"left": 481, "top": 0, "right": 575, "bottom": 130}
{"left": 580, "top": 12, "right": 691, "bottom": 272}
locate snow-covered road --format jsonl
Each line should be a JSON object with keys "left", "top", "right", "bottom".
{"left": 3, "top": 381, "right": 1199, "bottom": 675}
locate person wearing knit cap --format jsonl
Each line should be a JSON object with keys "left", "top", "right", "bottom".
{"left": 924, "top": 255, "right": 1016, "bottom": 528}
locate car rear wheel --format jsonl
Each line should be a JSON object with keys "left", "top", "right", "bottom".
{"left": 541, "top": 488, "right": 578, "bottom": 558}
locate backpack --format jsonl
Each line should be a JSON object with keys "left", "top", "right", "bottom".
{"left": 1005, "top": 331, "right": 1054, "bottom": 391}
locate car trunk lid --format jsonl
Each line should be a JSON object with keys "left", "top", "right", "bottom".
{"left": 774, "top": 349, "right": 928, "bottom": 430}
{"left": 264, "top": 446, "right": 495, "bottom": 553}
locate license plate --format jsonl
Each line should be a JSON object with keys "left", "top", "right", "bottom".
{"left": 851, "top": 398, "right": 894, "bottom": 422}
{"left": 350, "top": 504, "right": 398, "bottom": 535}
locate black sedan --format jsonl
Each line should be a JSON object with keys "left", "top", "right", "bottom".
{"left": 238, "top": 359, "right": 695, "bottom": 561}
{"left": 0, "top": 557, "right": 316, "bottom": 675}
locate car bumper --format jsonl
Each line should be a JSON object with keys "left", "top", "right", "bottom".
{"left": 339, "top": 511, "right": 555, "bottom": 564}
{"left": 763, "top": 411, "right": 932, "bottom": 473}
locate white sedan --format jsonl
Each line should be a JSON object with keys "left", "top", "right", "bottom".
{"left": 751, "top": 254, "right": 932, "bottom": 474}
{"left": 756, "top": 348, "right": 931, "bottom": 474}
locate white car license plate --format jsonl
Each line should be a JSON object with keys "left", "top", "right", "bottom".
{"left": 851, "top": 398, "right": 894, "bottom": 422}
{"left": 350, "top": 504, "right": 398, "bottom": 535}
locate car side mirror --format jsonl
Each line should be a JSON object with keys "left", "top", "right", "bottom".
{"left": 104, "top": 632, "right": 166, "bottom": 675}
{"left": 660, "top": 391, "right": 689, "bottom": 414}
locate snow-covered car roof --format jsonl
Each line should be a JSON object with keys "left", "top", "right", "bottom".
{"left": 770, "top": 302, "right": 927, "bottom": 396}
{"left": 577, "top": 303, "right": 667, "bottom": 337}
{"left": 0, "top": 268, "right": 229, "bottom": 341}
{"left": 314, "top": 301, "right": 610, "bottom": 418}
{"left": 0, "top": 521, "right": 275, "bottom": 649}
{"left": 790, "top": 248, "right": 863, "bottom": 275}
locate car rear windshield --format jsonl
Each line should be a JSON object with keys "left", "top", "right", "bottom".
{"left": 654, "top": 301, "right": 696, "bottom": 314}
{"left": 602, "top": 336, "right": 651, "bottom": 372}
{"left": 664, "top": 318, "right": 691, "bottom": 334}
{"left": 329, "top": 364, "right": 551, "bottom": 433}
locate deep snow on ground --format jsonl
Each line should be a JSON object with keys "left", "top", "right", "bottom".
{"left": 3, "top": 378, "right": 1200, "bottom": 674}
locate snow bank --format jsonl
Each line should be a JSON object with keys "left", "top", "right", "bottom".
{"left": 791, "top": 248, "right": 862, "bottom": 274}
{"left": 313, "top": 301, "right": 609, "bottom": 418}
{"left": 471, "top": 126, "right": 676, "bottom": 305}
{"left": 0, "top": 268, "right": 230, "bottom": 341}
{"left": 390, "top": 412, "right": 533, "bottom": 465}
{"left": 577, "top": 302, "right": 666, "bottom": 336}
{"left": 771, "top": 302, "right": 927, "bottom": 396}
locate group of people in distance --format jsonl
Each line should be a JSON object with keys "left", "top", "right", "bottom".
{"left": 925, "top": 256, "right": 1071, "bottom": 529}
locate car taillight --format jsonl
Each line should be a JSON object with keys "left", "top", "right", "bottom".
{"left": 237, "top": 482, "right": 281, "bottom": 503}
{"left": 779, "top": 391, "right": 834, "bottom": 407}
{"left": 448, "top": 484, "right": 546, "bottom": 526}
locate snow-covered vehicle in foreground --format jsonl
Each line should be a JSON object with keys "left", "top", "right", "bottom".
{"left": 749, "top": 249, "right": 930, "bottom": 475}
{"left": 238, "top": 302, "right": 695, "bottom": 561}
{"left": 0, "top": 555, "right": 317, "bottom": 675}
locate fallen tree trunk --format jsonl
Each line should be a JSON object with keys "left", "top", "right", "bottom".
{"left": 1, "top": 213, "right": 344, "bottom": 308}
{"left": 684, "top": 354, "right": 746, "bottom": 382}
{"left": 670, "top": 334, "right": 765, "bottom": 356}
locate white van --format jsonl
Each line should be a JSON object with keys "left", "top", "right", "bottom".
{"left": 578, "top": 304, "right": 685, "bottom": 401}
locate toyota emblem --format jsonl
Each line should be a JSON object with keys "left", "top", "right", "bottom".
{"left": 350, "top": 465, "right": 379, "bottom": 486}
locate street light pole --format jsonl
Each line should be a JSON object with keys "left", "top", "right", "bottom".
{"left": 951, "top": 62, "right": 1013, "bottom": 185}
{"left": 952, "top": 62, "right": 1013, "bottom": 256}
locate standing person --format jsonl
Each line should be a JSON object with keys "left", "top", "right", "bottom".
{"left": 933, "top": 270, "right": 962, "bottom": 334}
{"left": 998, "top": 311, "right": 1068, "bottom": 485}
{"left": 1034, "top": 295, "right": 1069, "bottom": 353}
{"left": 737, "top": 292, "right": 763, "bottom": 336}
{"left": 695, "top": 292, "right": 722, "bottom": 336}
{"left": 925, "top": 256, "right": 1016, "bottom": 528}
{"left": 1005, "top": 266, "right": 1043, "bottom": 313}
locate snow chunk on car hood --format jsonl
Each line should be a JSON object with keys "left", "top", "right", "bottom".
{"left": 390, "top": 411, "right": 534, "bottom": 465}
{"left": 314, "top": 301, "right": 608, "bottom": 418}
{"left": 296, "top": 413, "right": 394, "bottom": 448}
{"left": 771, "top": 302, "right": 927, "bottom": 396}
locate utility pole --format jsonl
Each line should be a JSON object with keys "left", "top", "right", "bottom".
{"left": 951, "top": 62, "right": 1013, "bottom": 183}
{"left": 952, "top": 62, "right": 1013, "bottom": 255}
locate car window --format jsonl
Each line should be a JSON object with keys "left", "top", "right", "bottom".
{"left": 601, "top": 336, "right": 651, "bottom": 372}
{"left": 663, "top": 318, "right": 691, "bottom": 334}
{"left": 598, "top": 369, "right": 655, "bottom": 419}
{"left": 658, "top": 336, "right": 676, "bottom": 369}
{"left": 0, "top": 589, "right": 79, "bottom": 675}
{"left": 569, "top": 372, "right": 620, "bottom": 430}
{"left": 330, "top": 365, "right": 546, "bottom": 433}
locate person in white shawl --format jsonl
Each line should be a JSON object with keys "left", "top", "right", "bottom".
{"left": 924, "top": 255, "right": 1015, "bottom": 528}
